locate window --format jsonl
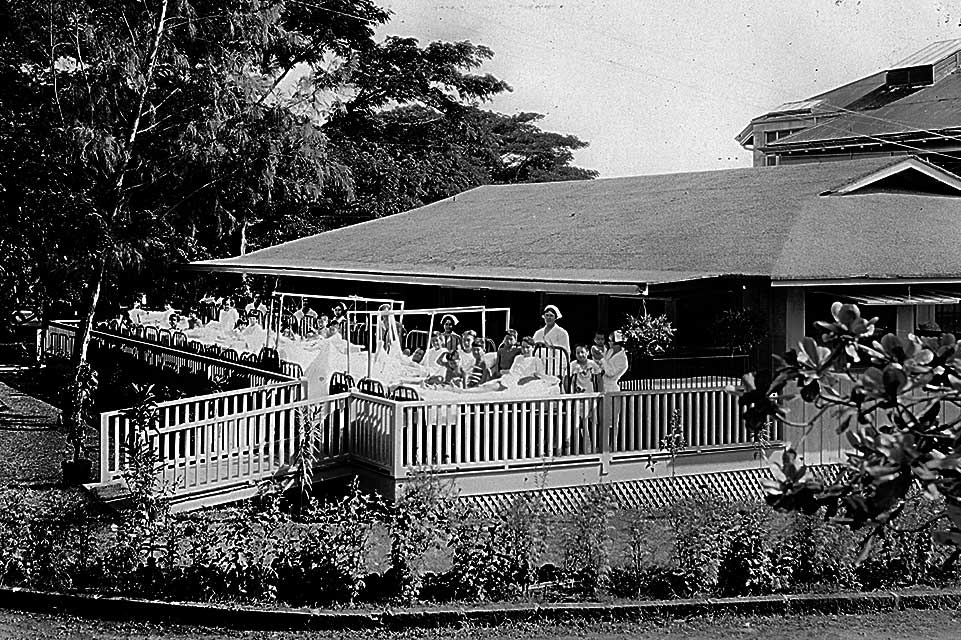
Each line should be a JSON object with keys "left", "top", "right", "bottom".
{"left": 764, "top": 128, "right": 801, "bottom": 145}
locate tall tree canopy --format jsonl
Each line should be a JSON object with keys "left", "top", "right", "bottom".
{"left": 0, "top": 0, "right": 596, "bottom": 359}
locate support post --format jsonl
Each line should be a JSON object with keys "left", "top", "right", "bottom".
{"left": 391, "top": 402, "right": 406, "bottom": 480}
{"left": 100, "top": 412, "right": 111, "bottom": 482}
{"left": 598, "top": 393, "right": 612, "bottom": 475}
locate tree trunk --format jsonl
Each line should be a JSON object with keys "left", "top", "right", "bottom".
{"left": 73, "top": 252, "right": 107, "bottom": 366}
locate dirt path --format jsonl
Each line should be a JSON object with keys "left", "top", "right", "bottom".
{"left": 0, "top": 607, "right": 960, "bottom": 640}
{"left": 0, "top": 377, "right": 65, "bottom": 487}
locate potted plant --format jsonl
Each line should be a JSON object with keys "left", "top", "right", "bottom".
{"left": 61, "top": 363, "right": 98, "bottom": 485}
{"left": 713, "top": 308, "right": 767, "bottom": 355}
{"left": 620, "top": 312, "right": 675, "bottom": 359}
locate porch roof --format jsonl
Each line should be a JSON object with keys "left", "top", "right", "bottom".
{"left": 189, "top": 156, "right": 961, "bottom": 292}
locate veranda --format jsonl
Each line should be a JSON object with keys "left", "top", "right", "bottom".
{"left": 43, "top": 318, "right": 845, "bottom": 512}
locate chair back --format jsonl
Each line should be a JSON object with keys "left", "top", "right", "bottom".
{"left": 187, "top": 340, "right": 204, "bottom": 354}
{"left": 144, "top": 326, "right": 159, "bottom": 342}
{"left": 172, "top": 331, "right": 187, "bottom": 348}
{"left": 357, "top": 377, "right": 386, "bottom": 398}
{"left": 259, "top": 347, "right": 281, "bottom": 372}
{"left": 281, "top": 361, "right": 303, "bottom": 379}
{"left": 405, "top": 329, "right": 429, "bottom": 351}
{"left": 329, "top": 371, "right": 355, "bottom": 394}
{"left": 221, "top": 348, "right": 239, "bottom": 362}
{"left": 534, "top": 344, "right": 571, "bottom": 379}
{"left": 157, "top": 328, "right": 172, "bottom": 346}
{"left": 390, "top": 385, "right": 421, "bottom": 402}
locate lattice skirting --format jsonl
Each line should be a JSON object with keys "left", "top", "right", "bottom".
{"left": 459, "top": 464, "right": 845, "bottom": 515}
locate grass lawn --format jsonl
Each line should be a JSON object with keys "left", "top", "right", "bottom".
{"left": 1, "top": 607, "right": 960, "bottom": 640}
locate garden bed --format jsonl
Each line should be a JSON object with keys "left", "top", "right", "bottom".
{"left": 1, "top": 479, "right": 958, "bottom": 611}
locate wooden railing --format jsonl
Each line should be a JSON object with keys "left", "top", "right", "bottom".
{"left": 100, "top": 379, "right": 781, "bottom": 505}
{"left": 609, "top": 386, "right": 764, "bottom": 453}
{"left": 395, "top": 393, "right": 604, "bottom": 473}
{"left": 350, "top": 393, "right": 397, "bottom": 472}
{"left": 621, "top": 354, "right": 752, "bottom": 390}
{"left": 89, "top": 329, "right": 294, "bottom": 387}
{"left": 101, "top": 393, "right": 351, "bottom": 500}
{"left": 45, "top": 321, "right": 79, "bottom": 358}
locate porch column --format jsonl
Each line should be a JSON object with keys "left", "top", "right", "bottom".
{"left": 895, "top": 305, "right": 916, "bottom": 338}
{"left": 783, "top": 287, "right": 806, "bottom": 351}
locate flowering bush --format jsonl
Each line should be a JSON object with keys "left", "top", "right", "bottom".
{"left": 734, "top": 301, "right": 961, "bottom": 565}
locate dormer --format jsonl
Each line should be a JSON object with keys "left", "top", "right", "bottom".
{"left": 885, "top": 38, "right": 961, "bottom": 88}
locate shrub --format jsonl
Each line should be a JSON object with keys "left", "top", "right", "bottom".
{"left": 387, "top": 471, "right": 458, "bottom": 602}
{"left": 562, "top": 485, "right": 615, "bottom": 596}
{"left": 716, "top": 506, "right": 775, "bottom": 596}
{"left": 663, "top": 494, "right": 735, "bottom": 597}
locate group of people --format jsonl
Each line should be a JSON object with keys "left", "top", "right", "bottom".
{"left": 412, "top": 305, "right": 630, "bottom": 393}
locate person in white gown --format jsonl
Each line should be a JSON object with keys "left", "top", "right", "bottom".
{"left": 533, "top": 305, "right": 571, "bottom": 355}
{"left": 218, "top": 298, "right": 239, "bottom": 332}
{"left": 509, "top": 337, "right": 546, "bottom": 383}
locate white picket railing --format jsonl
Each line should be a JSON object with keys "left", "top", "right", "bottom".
{"left": 394, "top": 393, "right": 604, "bottom": 471}
{"left": 45, "top": 321, "right": 79, "bottom": 358}
{"left": 102, "top": 393, "right": 351, "bottom": 499}
{"left": 609, "top": 386, "right": 756, "bottom": 453}
{"left": 100, "top": 382, "right": 778, "bottom": 504}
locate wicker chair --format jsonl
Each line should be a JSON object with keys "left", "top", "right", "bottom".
{"left": 143, "top": 326, "right": 159, "bottom": 342}
{"left": 171, "top": 331, "right": 187, "bottom": 348}
{"left": 220, "top": 348, "right": 239, "bottom": 362}
{"left": 187, "top": 340, "right": 204, "bottom": 354}
{"left": 157, "top": 328, "right": 172, "bottom": 346}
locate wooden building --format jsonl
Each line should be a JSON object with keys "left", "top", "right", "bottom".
{"left": 737, "top": 39, "right": 961, "bottom": 173}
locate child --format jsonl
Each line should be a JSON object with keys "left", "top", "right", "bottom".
{"left": 493, "top": 329, "right": 521, "bottom": 377}
{"left": 590, "top": 330, "right": 607, "bottom": 362}
{"left": 571, "top": 344, "right": 602, "bottom": 393}
{"left": 466, "top": 338, "right": 492, "bottom": 388}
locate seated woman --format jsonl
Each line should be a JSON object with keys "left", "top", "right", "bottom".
{"left": 508, "top": 337, "right": 546, "bottom": 384}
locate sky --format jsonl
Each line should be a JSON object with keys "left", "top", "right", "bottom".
{"left": 374, "top": 0, "right": 961, "bottom": 177}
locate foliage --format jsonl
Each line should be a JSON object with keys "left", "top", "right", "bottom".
{"left": 714, "top": 308, "right": 768, "bottom": 355}
{"left": 444, "top": 493, "right": 551, "bottom": 601}
{"left": 61, "top": 363, "right": 99, "bottom": 462}
{"left": 562, "top": 486, "right": 616, "bottom": 595}
{"left": 716, "top": 507, "right": 777, "bottom": 596}
{"left": 734, "top": 301, "right": 961, "bottom": 570}
{"left": 658, "top": 409, "right": 687, "bottom": 477}
{"left": 387, "top": 471, "right": 458, "bottom": 602}
{"left": 620, "top": 313, "right": 674, "bottom": 359}
{"left": 0, "top": 0, "right": 596, "bottom": 342}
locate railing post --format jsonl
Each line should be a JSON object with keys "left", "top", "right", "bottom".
{"left": 100, "top": 412, "right": 111, "bottom": 482}
{"left": 598, "top": 393, "right": 612, "bottom": 475}
{"left": 392, "top": 403, "right": 406, "bottom": 480}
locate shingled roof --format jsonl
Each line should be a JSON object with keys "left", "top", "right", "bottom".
{"left": 190, "top": 157, "right": 961, "bottom": 293}
{"left": 773, "top": 72, "right": 961, "bottom": 146}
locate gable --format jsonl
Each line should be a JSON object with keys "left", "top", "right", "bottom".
{"left": 822, "top": 158, "right": 961, "bottom": 197}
